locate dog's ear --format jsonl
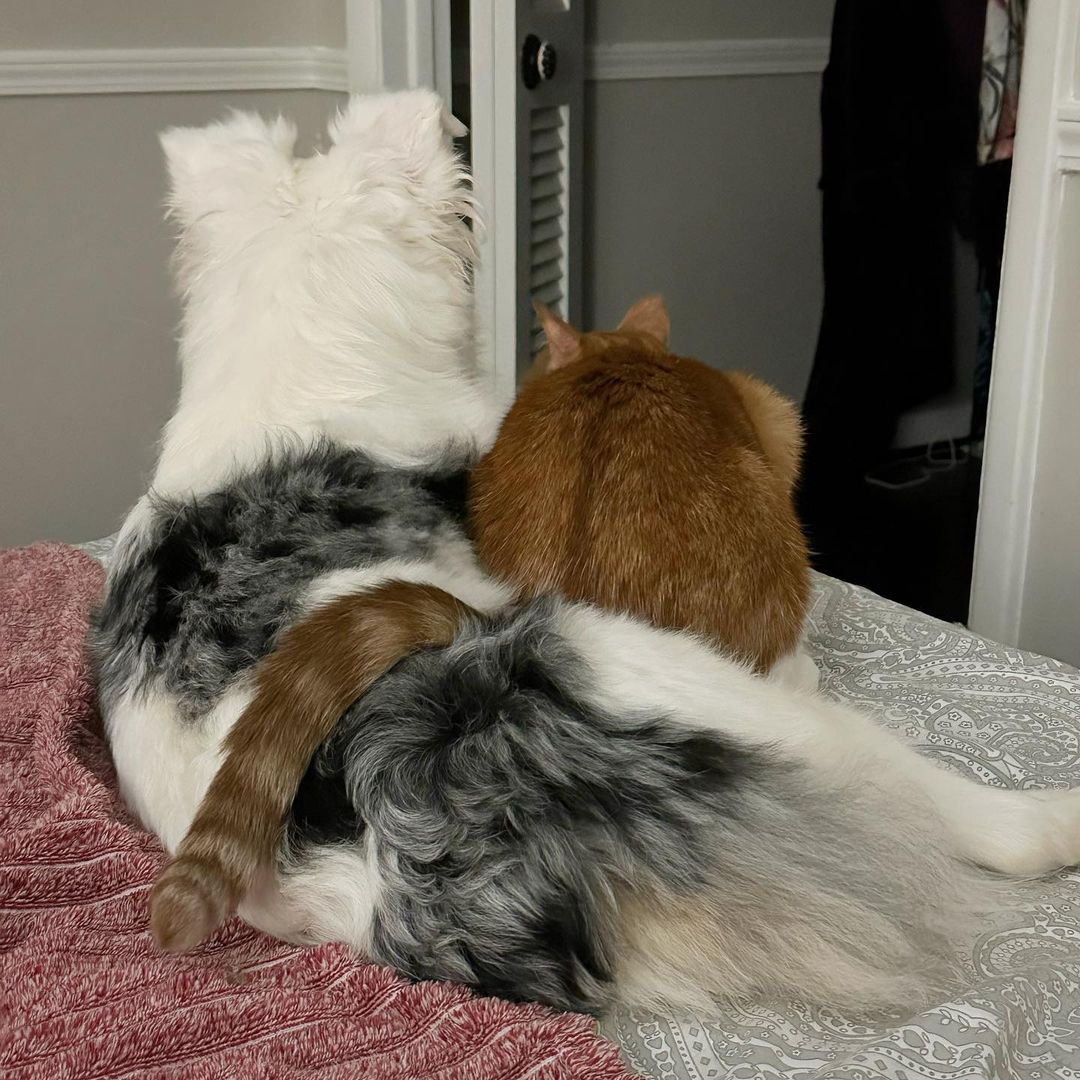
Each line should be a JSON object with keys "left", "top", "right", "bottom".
{"left": 321, "top": 90, "right": 474, "bottom": 257}
{"left": 160, "top": 111, "right": 297, "bottom": 228}
{"left": 327, "top": 90, "right": 466, "bottom": 186}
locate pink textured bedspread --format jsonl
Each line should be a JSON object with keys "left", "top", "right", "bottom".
{"left": 0, "top": 544, "right": 635, "bottom": 1080}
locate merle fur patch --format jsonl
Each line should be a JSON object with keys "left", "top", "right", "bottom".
{"left": 90, "top": 440, "right": 474, "bottom": 717}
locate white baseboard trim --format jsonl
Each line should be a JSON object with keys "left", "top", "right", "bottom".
{"left": 0, "top": 47, "right": 349, "bottom": 96}
{"left": 587, "top": 38, "right": 830, "bottom": 82}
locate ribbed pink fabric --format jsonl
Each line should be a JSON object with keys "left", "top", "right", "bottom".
{"left": 0, "top": 544, "right": 636, "bottom": 1080}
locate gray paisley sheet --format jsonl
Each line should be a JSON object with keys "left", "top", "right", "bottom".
{"left": 606, "top": 574, "right": 1080, "bottom": 1080}
{"left": 78, "top": 540, "right": 1080, "bottom": 1078}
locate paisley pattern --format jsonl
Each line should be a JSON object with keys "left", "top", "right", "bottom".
{"left": 606, "top": 573, "right": 1080, "bottom": 1079}
{"left": 79, "top": 539, "right": 1080, "bottom": 1077}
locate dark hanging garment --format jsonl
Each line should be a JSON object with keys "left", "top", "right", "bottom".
{"left": 798, "top": 0, "right": 988, "bottom": 592}
{"left": 972, "top": 0, "right": 1027, "bottom": 439}
{"left": 971, "top": 158, "right": 1012, "bottom": 440}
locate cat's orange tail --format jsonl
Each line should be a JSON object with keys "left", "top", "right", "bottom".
{"left": 149, "top": 580, "right": 478, "bottom": 952}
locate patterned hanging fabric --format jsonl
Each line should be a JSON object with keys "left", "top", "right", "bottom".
{"left": 978, "top": 0, "right": 1027, "bottom": 165}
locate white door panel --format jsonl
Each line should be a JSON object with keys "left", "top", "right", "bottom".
{"left": 470, "top": 0, "right": 584, "bottom": 401}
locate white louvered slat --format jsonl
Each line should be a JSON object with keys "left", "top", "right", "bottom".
{"left": 531, "top": 195, "right": 562, "bottom": 225}
{"left": 531, "top": 282, "right": 563, "bottom": 307}
{"left": 531, "top": 131, "right": 562, "bottom": 157}
{"left": 531, "top": 258, "right": 562, "bottom": 288}
{"left": 531, "top": 106, "right": 562, "bottom": 132}
{"left": 530, "top": 149, "right": 563, "bottom": 179}
{"left": 530, "top": 238, "right": 563, "bottom": 268}
{"left": 531, "top": 218, "right": 562, "bottom": 244}
{"left": 530, "top": 172, "right": 563, "bottom": 201}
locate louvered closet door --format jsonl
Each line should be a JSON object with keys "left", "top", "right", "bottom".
{"left": 470, "top": 0, "right": 584, "bottom": 401}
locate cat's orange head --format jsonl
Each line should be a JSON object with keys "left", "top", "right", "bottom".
{"left": 529, "top": 294, "right": 671, "bottom": 380}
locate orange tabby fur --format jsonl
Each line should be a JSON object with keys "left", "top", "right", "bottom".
{"left": 470, "top": 296, "right": 810, "bottom": 672}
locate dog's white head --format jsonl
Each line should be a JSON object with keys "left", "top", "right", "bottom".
{"left": 153, "top": 91, "right": 494, "bottom": 496}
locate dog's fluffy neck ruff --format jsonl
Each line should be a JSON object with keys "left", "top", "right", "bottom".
{"left": 153, "top": 299, "right": 495, "bottom": 498}
{"left": 150, "top": 94, "right": 498, "bottom": 499}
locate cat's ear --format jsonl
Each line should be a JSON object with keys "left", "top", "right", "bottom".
{"left": 618, "top": 294, "right": 670, "bottom": 347}
{"left": 533, "top": 301, "right": 582, "bottom": 371}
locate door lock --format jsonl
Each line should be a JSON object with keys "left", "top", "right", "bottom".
{"left": 521, "top": 34, "right": 557, "bottom": 89}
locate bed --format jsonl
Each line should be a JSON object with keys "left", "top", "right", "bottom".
{"left": 12, "top": 537, "right": 1080, "bottom": 1078}
{"left": 606, "top": 574, "right": 1080, "bottom": 1079}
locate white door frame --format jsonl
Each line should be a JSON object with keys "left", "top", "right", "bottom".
{"left": 969, "top": 0, "right": 1080, "bottom": 659}
{"left": 469, "top": 0, "right": 523, "bottom": 404}
{"left": 345, "top": 0, "right": 451, "bottom": 100}
{"left": 469, "top": 1, "right": 585, "bottom": 403}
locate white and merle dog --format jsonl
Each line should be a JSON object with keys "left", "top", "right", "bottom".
{"left": 93, "top": 91, "right": 1080, "bottom": 1018}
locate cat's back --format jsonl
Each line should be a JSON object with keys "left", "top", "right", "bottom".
{"left": 471, "top": 345, "right": 809, "bottom": 670}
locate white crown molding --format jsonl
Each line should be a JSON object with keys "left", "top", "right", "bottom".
{"left": 0, "top": 47, "right": 349, "bottom": 96}
{"left": 587, "top": 37, "right": 830, "bottom": 82}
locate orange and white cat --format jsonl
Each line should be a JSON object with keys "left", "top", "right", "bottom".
{"left": 471, "top": 295, "right": 813, "bottom": 679}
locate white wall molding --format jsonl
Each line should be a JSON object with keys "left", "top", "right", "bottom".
{"left": 0, "top": 47, "right": 348, "bottom": 96}
{"left": 1058, "top": 101, "right": 1080, "bottom": 171}
{"left": 0, "top": 35, "right": 832, "bottom": 97}
{"left": 587, "top": 37, "right": 829, "bottom": 82}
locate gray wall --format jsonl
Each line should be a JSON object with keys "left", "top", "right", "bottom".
{"left": 2, "top": 1, "right": 834, "bottom": 547}
{"left": 0, "top": 3, "right": 345, "bottom": 548}
{"left": 588, "top": 1, "right": 834, "bottom": 43}
{"left": 0, "top": 0, "right": 344, "bottom": 49}
{"left": 584, "top": 2, "right": 832, "bottom": 402}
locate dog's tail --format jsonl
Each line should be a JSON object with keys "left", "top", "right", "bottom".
{"left": 149, "top": 580, "right": 477, "bottom": 952}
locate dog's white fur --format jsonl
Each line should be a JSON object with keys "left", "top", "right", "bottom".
{"left": 558, "top": 604, "right": 1080, "bottom": 878}
{"left": 152, "top": 93, "right": 497, "bottom": 500}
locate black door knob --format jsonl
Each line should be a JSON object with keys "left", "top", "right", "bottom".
{"left": 522, "top": 33, "right": 557, "bottom": 90}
